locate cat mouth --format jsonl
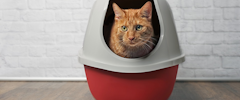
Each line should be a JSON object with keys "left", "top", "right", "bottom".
{"left": 122, "top": 40, "right": 139, "bottom": 47}
{"left": 128, "top": 42, "right": 138, "bottom": 46}
{"left": 130, "top": 41, "right": 137, "bottom": 44}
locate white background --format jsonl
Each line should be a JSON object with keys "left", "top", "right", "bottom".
{"left": 0, "top": 0, "right": 239, "bottom": 80}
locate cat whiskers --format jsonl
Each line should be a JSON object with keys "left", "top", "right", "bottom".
{"left": 142, "top": 44, "right": 149, "bottom": 54}
{"left": 139, "top": 38, "right": 156, "bottom": 46}
{"left": 151, "top": 37, "right": 158, "bottom": 42}
{"left": 117, "top": 41, "right": 128, "bottom": 57}
{"left": 144, "top": 43, "right": 152, "bottom": 50}
{"left": 138, "top": 39, "right": 152, "bottom": 54}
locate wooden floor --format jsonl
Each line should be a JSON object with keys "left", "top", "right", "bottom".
{"left": 0, "top": 81, "right": 239, "bottom": 100}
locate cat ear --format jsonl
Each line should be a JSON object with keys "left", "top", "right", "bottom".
{"left": 112, "top": 3, "right": 124, "bottom": 20}
{"left": 140, "top": 1, "right": 152, "bottom": 21}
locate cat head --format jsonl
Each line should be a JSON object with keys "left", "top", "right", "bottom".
{"left": 112, "top": 1, "right": 154, "bottom": 49}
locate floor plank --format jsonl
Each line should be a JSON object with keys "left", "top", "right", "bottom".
{"left": 169, "top": 82, "right": 240, "bottom": 100}
{"left": 0, "top": 81, "right": 239, "bottom": 100}
{"left": 0, "top": 82, "right": 26, "bottom": 95}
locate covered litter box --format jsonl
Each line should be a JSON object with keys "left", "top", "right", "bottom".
{"left": 78, "top": 0, "right": 185, "bottom": 100}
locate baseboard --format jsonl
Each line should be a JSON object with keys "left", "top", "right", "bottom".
{"left": 0, "top": 77, "right": 239, "bottom": 81}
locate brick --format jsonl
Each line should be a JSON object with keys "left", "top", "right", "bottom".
{"left": 6, "top": 34, "right": 54, "bottom": 46}
{"left": 0, "top": 0, "right": 27, "bottom": 10}
{"left": 204, "top": 8, "right": 222, "bottom": 19}
{"left": 182, "top": 56, "right": 221, "bottom": 69}
{"left": 79, "top": 67, "right": 86, "bottom": 77}
{"left": 2, "top": 10, "right": 20, "bottom": 21}
{"left": 45, "top": 68, "right": 84, "bottom": 77}
{"left": 0, "top": 22, "right": 10, "bottom": 32}
{"left": 177, "top": 33, "right": 186, "bottom": 44}
{"left": 47, "top": 0, "right": 81, "bottom": 3}
{"left": 9, "top": 22, "right": 26, "bottom": 32}
{"left": 45, "top": 22, "right": 78, "bottom": 32}
{"left": 177, "top": 0, "right": 194, "bottom": 8}
{"left": 72, "top": 57, "right": 84, "bottom": 68}
{"left": 26, "top": 22, "right": 44, "bottom": 32}
{"left": 3, "top": 57, "right": 18, "bottom": 68}
{"left": 0, "top": 12, "right": 2, "bottom": 19}
{"left": 195, "top": 69, "right": 214, "bottom": 77}
{"left": 55, "top": 57, "right": 72, "bottom": 68}
{"left": 6, "top": 33, "right": 26, "bottom": 45}
{"left": 36, "top": 57, "right": 56, "bottom": 68}
{"left": 21, "top": 33, "right": 55, "bottom": 45}
{"left": 214, "top": 69, "right": 240, "bottom": 77}
{"left": 29, "top": 46, "right": 46, "bottom": 57}
{"left": 171, "top": 8, "right": 182, "bottom": 20}
{"left": 186, "top": 33, "right": 224, "bottom": 45}
{"left": 46, "top": 46, "right": 80, "bottom": 57}
{"left": 29, "top": 68, "right": 45, "bottom": 77}
{"left": 73, "top": 9, "right": 91, "bottom": 20}
{"left": 213, "top": 45, "right": 240, "bottom": 56}
{"left": 47, "top": 3, "right": 81, "bottom": 9}
{"left": 0, "top": 11, "right": 2, "bottom": 20}
{"left": 195, "top": 21, "right": 213, "bottom": 32}
{"left": 178, "top": 64, "right": 183, "bottom": 68}
{"left": 166, "top": 0, "right": 181, "bottom": 8}
{"left": 224, "top": 8, "right": 240, "bottom": 20}
{"left": 181, "top": 0, "right": 193, "bottom": 8}
{"left": 0, "top": 33, "right": 20, "bottom": 45}
{"left": 55, "top": 10, "right": 72, "bottom": 21}
{"left": 177, "top": 68, "right": 195, "bottom": 77}
{"left": 83, "top": 0, "right": 96, "bottom": 8}
{"left": 57, "top": 35, "right": 74, "bottom": 44}
{"left": 214, "top": 0, "right": 239, "bottom": 7}
{"left": 0, "top": 35, "right": 4, "bottom": 45}
{"left": 224, "top": 33, "right": 240, "bottom": 44}
{"left": 175, "top": 21, "right": 194, "bottom": 32}
{"left": 214, "top": 20, "right": 240, "bottom": 32}
{"left": 194, "top": 0, "right": 213, "bottom": 8}
{"left": 228, "top": 70, "right": 240, "bottom": 77}
{"left": 22, "top": 10, "right": 54, "bottom": 21}
{"left": 223, "top": 57, "right": 240, "bottom": 69}
{"left": 1, "top": 46, "right": 28, "bottom": 57}
{"left": 183, "top": 8, "right": 204, "bottom": 19}
{"left": 46, "top": 0, "right": 81, "bottom": 9}
{"left": 79, "top": 21, "right": 88, "bottom": 33}
{"left": 74, "top": 34, "right": 85, "bottom": 46}
{"left": 181, "top": 44, "right": 212, "bottom": 56}
{"left": 0, "top": 68, "right": 29, "bottom": 77}
{"left": 19, "top": 57, "right": 55, "bottom": 68}
{"left": 182, "top": 8, "right": 222, "bottom": 20}
{"left": 29, "top": 0, "right": 45, "bottom": 9}
{"left": 0, "top": 58, "right": 4, "bottom": 68}
{"left": 183, "top": 8, "right": 222, "bottom": 20}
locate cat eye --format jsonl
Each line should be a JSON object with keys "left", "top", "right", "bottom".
{"left": 121, "top": 26, "right": 128, "bottom": 31}
{"left": 136, "top": 25, "right": 143, "bottom": 31}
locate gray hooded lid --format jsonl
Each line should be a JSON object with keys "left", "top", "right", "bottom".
{"left": 78, "top": 0, "right": 185, "bottom": 73}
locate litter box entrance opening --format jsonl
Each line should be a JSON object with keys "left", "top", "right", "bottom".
{"left": 103, "top": 0, "right": 161, "bottom": 58}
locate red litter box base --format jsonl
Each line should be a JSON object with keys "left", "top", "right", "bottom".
{"left": 84, "top": 65, "right": 178, "bottom": 100}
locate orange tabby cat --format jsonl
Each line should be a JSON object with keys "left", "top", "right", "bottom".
{"left": 109, "top": 1, "right": 155, "bottom": 58}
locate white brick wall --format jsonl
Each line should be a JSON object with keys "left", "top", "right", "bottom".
{"left": 0, "top": 0, "right": 239, "bottom": 79}
{"left": 0, "top": 0, "right": 87, "bottom": 78}
{"left": 169, "top": 0, "right": 240, "bottom": 79}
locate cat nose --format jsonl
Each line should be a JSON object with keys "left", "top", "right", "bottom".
{"left": 128, "top": 37, "right": 135, "bottom": 41}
